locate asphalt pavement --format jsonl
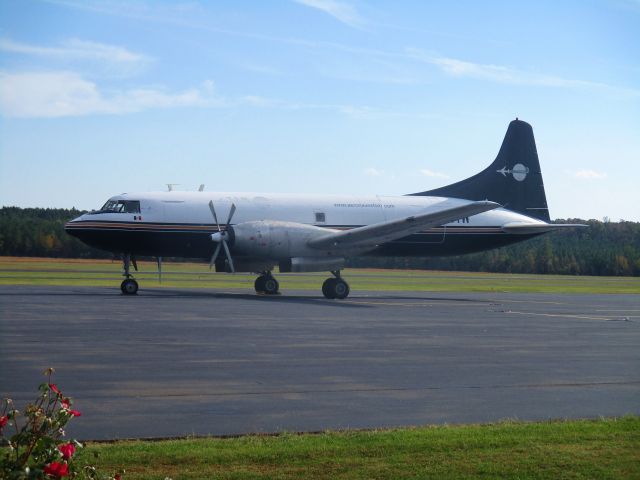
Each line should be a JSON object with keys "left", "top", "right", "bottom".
{"left": 1, "top": 285, "right": 638, "bottom": 440}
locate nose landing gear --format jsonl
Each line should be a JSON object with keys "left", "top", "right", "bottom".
{"left": 120, "top": 254, "right": 139, "bottom": 295}
{"left": 322, "top": 270, "right": 350, "bottom": 299}
{"left": 121, "top": 278, "right": 139, "bottom": 295}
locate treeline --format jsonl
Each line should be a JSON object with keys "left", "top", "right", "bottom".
{"left": 1, "top": 207, "right": 639, "bottom": 276}
{"left": 348, "top": 219, "right": 640, "bottom": 276}
{"left": 0, "top": 207, "right": 111, "bottom": 259}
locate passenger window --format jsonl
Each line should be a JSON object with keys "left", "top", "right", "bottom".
{"left": 315, "top": 212, "right": 326, "bottom": 223}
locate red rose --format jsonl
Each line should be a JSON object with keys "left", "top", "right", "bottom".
{"left": 68, "top": 410, "right": 81, "bottom": 417}
{"left": 61, "top": 398, "right": 71, "bottom": 410}
{"left": 114, "top": 475, "right": 122, "bottom": 480}
{"left": 43, "top": 461, "right": 69, "bottom": 478}
{"left": 59, "top": 442, "right": 76, "bottom": 460}
{"left": 0, "top": 415, "right": 8, "bottom": 430}
{"left": 49, "top": 384, "right": 61, "bottom": 395}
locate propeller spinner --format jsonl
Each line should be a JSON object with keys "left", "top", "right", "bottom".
{"left": 208, "top": 200, "right": 236, "bottom": 273}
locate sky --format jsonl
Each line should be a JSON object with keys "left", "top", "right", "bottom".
{"left": 0, "top": 0, "right": 639, "bottom": 221}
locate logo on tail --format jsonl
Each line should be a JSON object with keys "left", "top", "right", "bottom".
{"left": 497, "top": 163, "right": 529, "bottom": 182}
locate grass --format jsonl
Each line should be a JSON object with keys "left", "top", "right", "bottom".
{"left": 0, "top": 256, "right": 639, "bottom": 294}
{"left": 76, "top": 417, "right": 640, "bottom": 479}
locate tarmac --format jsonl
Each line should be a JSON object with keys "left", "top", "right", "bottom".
{"left": 1, "top": 285, "right": 638, "bottom": 440}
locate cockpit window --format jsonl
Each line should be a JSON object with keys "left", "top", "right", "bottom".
{"left": 98, "top": 200, "right": 141, "bottom": 214}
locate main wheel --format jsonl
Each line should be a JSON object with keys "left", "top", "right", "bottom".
{"left": 322, "top": 278, "right": 337, "bottom": 299}
{"left": 263, "top": 276, "right": 279, "bottom": 295}
{"left": 121, "top": 278, "right": 139, "bottom": 295}
{"left": 322, "top": 278, "right": 350, "bottom": 299}
{"left": 254, "top": 276, "right": 266, "bottom": 293}
{"left": 333, "top": 279, "right": 350, "bottom": 299}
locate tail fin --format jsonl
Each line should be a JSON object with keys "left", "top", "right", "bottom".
{"left": 410, "top": 119, "right": 550, "bottom": 222}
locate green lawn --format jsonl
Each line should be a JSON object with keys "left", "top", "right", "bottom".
{"left": 77, "top": 417, "right": 640, "bottom": 480}
{"left": 1, "top": 257, "right": 638, "bottom": 293}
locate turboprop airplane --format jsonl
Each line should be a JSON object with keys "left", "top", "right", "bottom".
{"left": 65, "top": 119, "right": 585, "bottom": 298}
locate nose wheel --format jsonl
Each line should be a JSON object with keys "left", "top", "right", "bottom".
{"left": 255, "top": 272, "right": 280, "bottom": 295}
{"left": 120, "top": 253, "right": 139, "bottom": 295}
{"left": 322, "top": 271, "right": 350, "bottom": 299}
{"left": 121, "top": 278, "right": 139, "bottom": 295}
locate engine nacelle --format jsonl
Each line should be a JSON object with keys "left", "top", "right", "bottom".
{"left": 279, "top": 257, "right": 345, "bottom": 273}
{"left": 232, "top": 220, "right": 335, "bottom": 260}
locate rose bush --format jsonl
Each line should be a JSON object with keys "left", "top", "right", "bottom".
{"left": 0, "top": 368, "right": 123, "bottom": 479}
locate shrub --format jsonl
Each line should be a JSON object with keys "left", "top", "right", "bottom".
{"left": 1, "top": 368, "right": 122, "bottom": 479}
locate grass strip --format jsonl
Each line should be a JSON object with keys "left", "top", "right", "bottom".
{"left": 77, "top": 416, "right": 640, "bottom": 479}
{"left": 1, "top": 257, "right": 639, "bottom": 294}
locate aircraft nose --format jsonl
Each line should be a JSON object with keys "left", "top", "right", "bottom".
{"left": 64, "top": 214, "right": 86, "bottom": 239}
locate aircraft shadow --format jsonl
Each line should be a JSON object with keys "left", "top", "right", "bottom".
{"left": 0, "top": 286, "right": 494, "bottom": 307}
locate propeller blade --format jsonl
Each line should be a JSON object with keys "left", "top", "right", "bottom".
{"left": 209, "top": 242, "right": 222, "bottom": 270}
{"left": 225, "top": 203, "right": 236, "bottom": 228}
{"left": 208, "top": 200, "right": 221, "bottom": 231}
{"left": 221, "top": 240, "right": 235, "bottom": 273}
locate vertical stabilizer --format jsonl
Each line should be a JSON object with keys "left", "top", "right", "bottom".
{"left": 411, "top": 119, "right": 550, "bottom": 222}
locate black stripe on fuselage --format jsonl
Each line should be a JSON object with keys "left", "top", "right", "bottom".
{"left": 65, "top": 220, "right": 537, "bottom": 258}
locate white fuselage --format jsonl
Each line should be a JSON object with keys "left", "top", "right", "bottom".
{"left": 82, "top": 191, "right": 538, "bottom": 227}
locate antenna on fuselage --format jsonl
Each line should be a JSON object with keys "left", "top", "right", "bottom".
{"left": 199, "top": 184, "right": 205, "bottom": 191}
{"left": 166, "top": 184, "right": 180, "bottom": 192}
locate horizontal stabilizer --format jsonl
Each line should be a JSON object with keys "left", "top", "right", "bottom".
{"left": 308, "top": 200, "right": 500, "bottom": 250}
{"left": 501, "top": 222, "right": 588, "bottom": 235}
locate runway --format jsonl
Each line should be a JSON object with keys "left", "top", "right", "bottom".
{"left": 1, "top": 285, "right": 638, "bottom": 440}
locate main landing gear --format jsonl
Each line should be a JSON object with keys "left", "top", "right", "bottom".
{"left": 253, "top": 270, "right": 350, "bottom": 299}
{"left": 120, "top": 254, "right": 139, "bottom": 295}
{"left": 322, "top": 271, "right": 350, "bottom": 299}
{"left": 254, "top": 272, "right": 280, "bottom": 295}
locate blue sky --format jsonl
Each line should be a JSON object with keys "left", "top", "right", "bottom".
{"left": 1, "top": 0, "right": 639, "bottom": 220}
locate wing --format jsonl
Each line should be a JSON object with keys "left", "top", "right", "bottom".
{"left": 308, "top": 200, "right": 500, "bottom": 250}
{"left": 501, "top": 222, "right": 588, "bottom": 234}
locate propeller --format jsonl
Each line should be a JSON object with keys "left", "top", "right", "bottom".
{"left": 208, "top": 200, "right": 236, "bottom": 273}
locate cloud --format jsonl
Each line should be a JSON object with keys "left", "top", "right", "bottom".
{"left": 42, "top": 0, "right": 203, "bottom": 23}
{"left": 0, "top": 71, "right": 221, "bottom": 118}
{"left": 406, "top": 48, "right": 640, "bottom": 96}
{"left": 241, "top": 95, "right": 285, "bottom": 108}
{"left": 0, "top": 38, "right": 151, "bottom": 75}
{"left": 420, "top": 169, "right": 449, "bottom": 179}
{"left": 573, "top": 169, "right": 608, "bottom": 179}
{"left": 293, "top": 0, "right": 365, "bottom": 28}
{"left": 238, "top": 63, "right": 283, "bottom": 76}
{"left": 40, "top": 1, "right": 640, "bottom": 97}
{"left": 0, "top": 72, "right": 396, "bottom": 119}
{"left": 364, "top": 167, "right": 384, "bottom": 177}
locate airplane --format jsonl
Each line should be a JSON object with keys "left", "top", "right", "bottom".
{"left": 65, "top": 119, "right": 585, "bottom": 298}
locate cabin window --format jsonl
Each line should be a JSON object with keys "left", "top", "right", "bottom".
{"left": 99, "top": 200, "right": 141, "bottom": 214}
{"left": 315, "top": 212, "right": 326, "bottom": 223}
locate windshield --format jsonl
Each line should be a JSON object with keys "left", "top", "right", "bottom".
{"left": 97, "top": 200, "right": 141, "bottom": 214}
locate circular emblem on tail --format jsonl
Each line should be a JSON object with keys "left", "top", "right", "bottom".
{"left": 512, "top": 163, "right": 529, "bottom": 181}
{"left": 496, "top": 164, "right": 530, "bottom": 182}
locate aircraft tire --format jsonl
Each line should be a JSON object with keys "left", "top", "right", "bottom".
{"left": 322, "top": 278, "right": 337, "bottom": 299}
{"left": 333, "top": 279, "right": 350, "bottom": 299}
{"left": 323, "top": 278, "right": 349, "bottom": 299}
{"left": 121, "top": 278, "right": 139, "bottom": 295}
{"left": 263, "top": 277, "right": 279, "bottom": 295}
{"left": 254, "top": 276, "right": 266, "bottom": 293}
